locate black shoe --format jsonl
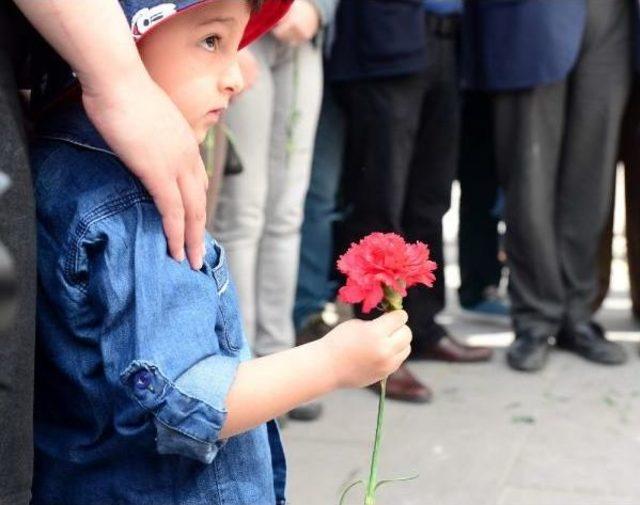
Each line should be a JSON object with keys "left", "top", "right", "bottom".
{"left": 507, "top": 331, "right": 552, "bottom": 372}
{"left": 287, "top": 401, "right": 323, "bottom": 421}
{"left": 295, "top": 303, "right": 341, "bottom": 346}
{"left": 557, "top": 322, "right": 627, "bottom": 365}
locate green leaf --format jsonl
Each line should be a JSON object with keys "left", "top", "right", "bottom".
{"left": 202, "top": 128, "right": 217, "bottom": 177}
{"left": 375, "top": 474, "right": 419, "bottom": 492}
{"left": 511, "top": 415, "right": 535, "bottom": 424}
{"left": 338, "top": 480, "right": 364, "bottom": 505}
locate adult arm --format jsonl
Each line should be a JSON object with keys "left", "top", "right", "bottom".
{"left": 271, "top": 0, "right": 321, "bottom": 45}
{"left": 13, "top": 0, "right": 207, "bottom": 268}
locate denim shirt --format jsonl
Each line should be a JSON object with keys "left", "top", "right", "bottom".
{"left": 30, "top": 103, "right": 287, "bottom": 505}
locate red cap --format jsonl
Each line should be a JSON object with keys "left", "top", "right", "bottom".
{"left": 241, "top": 0, "right": 294, "bottom": 48}
{"left": 129, "top": 0, "right": 293, "bottom": 48}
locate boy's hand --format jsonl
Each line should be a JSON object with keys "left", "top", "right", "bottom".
{"left": 82, "top": 71, "right": 208, "bottom": 270}
{"left": 321, "top": 311, "right": 413, "bottom": 389}
{"left": 271, "top": 0, "right": 320, "bottom": 46}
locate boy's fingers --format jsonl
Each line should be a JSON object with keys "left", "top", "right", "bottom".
{"left": 388, "top": 325, "right": 412, "bottom": 353}
{"left": 153, "top": 180, "right": 186, "bottom": 262}
{"left": 178, "top": 167, "right": 208, "bottom": 270}
{"left": 397, "top": 345, "right": 412, "bottom": 365}
{"left": 370, "top": 310, "right": 409, "bottom": 338}
{"left": 387, "top": 346, "right": 412, "bottom": 378}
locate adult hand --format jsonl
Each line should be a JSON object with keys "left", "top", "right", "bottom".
{"left": 83, "top": 71, "right": 208, "bottom": 269}
{"left": 14, "top": 0, "right": 208, "bottom": 269}
{"left": 271, "top": 0, "right": 320, "bottom": 46}
{"left": 237, "top": 48, "right": 261, "bottom": 94}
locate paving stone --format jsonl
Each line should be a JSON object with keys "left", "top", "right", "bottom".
{"left": 497, "top": 487, "right": 638, "bottom": 505}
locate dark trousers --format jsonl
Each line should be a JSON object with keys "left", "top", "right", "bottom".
{"left": 335, "top": 13, "right": 461, "bottom": 347}
{"left": 334, "top": 72, "right": 425, "bottom": 325}
{"left": 457, "top": 91, "right": 503, "bottom": 308}
{"left": 493, "top": 0, "right": 632, "bottom": 335}
{"left": 0, "top": 7, "right": 36, "bottom": 505}
{"left": 596, "top": 79, "right": 640, "bottom": 317}
{"left": 334, "top": 74, "right": 425, "bottom": 238}
{"left": 402, "top": 13, "right": 461, "bottom": 347}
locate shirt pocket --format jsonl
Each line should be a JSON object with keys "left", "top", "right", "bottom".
{"left": 201, "top": 238, "right": 244, "bottom": 353}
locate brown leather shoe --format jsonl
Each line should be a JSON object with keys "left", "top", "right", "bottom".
{"left": 411, "top": 335, "right": 493, "bottom": 363}
{"left": 368, "top": 365, "right": 432, "bottom": 404}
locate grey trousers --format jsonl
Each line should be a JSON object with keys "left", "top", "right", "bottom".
{"left": 494, "top": 0, "right": 632, "bottom": 335}
{"left": 212, "top": 35, "right": 323, "bottom": 356}
{"left": 0, "top": 10, "right": 36, "bottom": 505}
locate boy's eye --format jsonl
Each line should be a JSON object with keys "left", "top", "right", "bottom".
{"left": 200, "top": 35, "right": 221, "bottom": 52}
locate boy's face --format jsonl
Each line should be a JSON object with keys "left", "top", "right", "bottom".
{"left": 138, "top": 0, "right": 251, "bottom": 143}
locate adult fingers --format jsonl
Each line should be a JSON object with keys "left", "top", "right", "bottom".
{"left": 178, "top": 162, "right": 208, "bottom": 270}
{"left": 152, "top": 178, "right": 186, "bottom": 263}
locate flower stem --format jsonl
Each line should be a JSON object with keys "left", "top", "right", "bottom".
{"left": 363, "top": 287, "right": 403, "bottom": 505}
{"left": 383, "top": 285, "right": 404, "bottom": 312}
{"left": 364, "top": 378, "right": 386, "bottom": 505}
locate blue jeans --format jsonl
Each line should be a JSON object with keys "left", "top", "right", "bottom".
{"left": 294, "top": 86, "right": 345, "bottom": 331}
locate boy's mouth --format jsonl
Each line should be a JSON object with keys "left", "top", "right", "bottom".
{"left": 206, "top": 108, "right": 226, "bottom": 123}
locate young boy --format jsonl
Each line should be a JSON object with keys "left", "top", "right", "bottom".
{"left": 30, "top": 1, "right": 413, "bottom": 504}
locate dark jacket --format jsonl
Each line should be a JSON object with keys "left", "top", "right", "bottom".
{"left": 462, "top": 0, "right": 586, "bottom": 91}
{"left": 326, "top": 0, "right": 427, "bottom": 81}
{"left": 463, "top": 0, "right": 640, "bottom": 91}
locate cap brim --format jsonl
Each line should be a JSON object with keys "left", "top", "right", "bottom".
{"left": 240, "top": 0, "right": 294, "bottom": 48}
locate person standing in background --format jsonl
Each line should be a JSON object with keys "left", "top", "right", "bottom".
{"left": 328, "top": 0, "right": 432, "bottom": 403}
{"left": 464, "top": 0, "right": 633, "bottom": 372}
{"left": 456, "top": 91, "right": 509, "bottom": 323}
{"left": 329, "top": 0, "right": 492, "bottom": 405}
{"left": 213, "top": 0, "right": 338, "bottom": 421}
{"left": 403, "top": 0, "right": 493, "bottom": 364}
{"left": 293, "top": 67, "right": 346, "bottom": 345}
{"left": 595, "top": 77, "right": 640, "bottom": 333}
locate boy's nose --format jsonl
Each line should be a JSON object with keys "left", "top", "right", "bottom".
{"left": 219, "top": 61, "right": 244, "bottom": 97}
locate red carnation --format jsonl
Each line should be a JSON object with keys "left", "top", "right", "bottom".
{"left": 337, "top": 232, "right": 437, "bottom": 313}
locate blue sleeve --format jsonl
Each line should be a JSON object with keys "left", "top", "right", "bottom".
{"left": 86, "top": 200, "right": 240, "bottom": 464}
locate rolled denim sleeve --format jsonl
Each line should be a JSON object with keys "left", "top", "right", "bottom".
{"left": 85, "top": 200, "right": 240, "bottom": 464}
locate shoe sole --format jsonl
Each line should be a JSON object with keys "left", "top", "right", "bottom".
{"left": 506, "top": 352, "right": 549, "bottom": 373}
{"left": 555, "top": 344, "right": 628, "bottom": 366}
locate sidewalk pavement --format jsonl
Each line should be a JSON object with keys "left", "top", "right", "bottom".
{"left": 283, "top": 310, "right": 639, "bottom": 505}
{"left": 282, "top": 182, "right": 640, "bottom": 505}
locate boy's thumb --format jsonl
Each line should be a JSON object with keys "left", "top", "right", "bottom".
{"left": 370, "top": 310, "right": 408, "bottom": 337}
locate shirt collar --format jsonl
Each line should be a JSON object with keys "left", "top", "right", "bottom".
{"left": 37, "top": 101, "right": 115, "bottom": 156}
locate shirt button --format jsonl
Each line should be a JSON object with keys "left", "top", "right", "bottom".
{"left": 134, "top": 370, "right": 153, "bottom": 391}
